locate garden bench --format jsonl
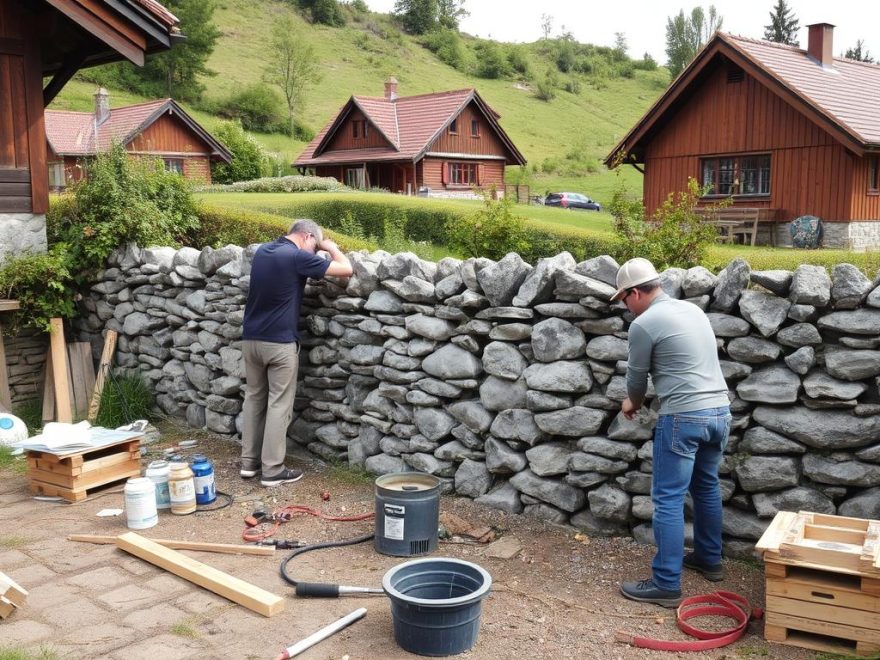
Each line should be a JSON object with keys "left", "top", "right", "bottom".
{"left": 695, "top": 207, "right": 777, "bottom": 247}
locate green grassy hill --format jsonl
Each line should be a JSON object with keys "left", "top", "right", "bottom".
{"left": 49, "top": 0, "right": 668, "bottom": 205}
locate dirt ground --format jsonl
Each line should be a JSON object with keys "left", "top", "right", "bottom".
{"left": 0, "top": 422, "right": 821, "bottom": 660}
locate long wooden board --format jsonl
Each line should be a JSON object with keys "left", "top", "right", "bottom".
{"left": 0, "top": 596, "right": 15, "bottom": 619}
{"left": 115, "top": 532, "right": 284, "bottom": 617}
{"left": 0, "top": 319, "right": 11, "bottom": 411}
{"left": 87, "top": 330, "right": 117, "bottom": 423}
{"left": 49, "top": 317, "right": 72, "bottom": 423}
{"left": 68, "top": 534, "right": 275, "bottom": 556}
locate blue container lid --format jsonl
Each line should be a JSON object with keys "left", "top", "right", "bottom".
{"left": 0, "top": 417, "right": 13, "bottom": 430}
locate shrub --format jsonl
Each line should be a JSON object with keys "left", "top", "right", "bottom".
{"left": 564, "top": 78, "right": 582, "bottom": 94}
{"left": 555, "top": 39, "right": 577, "bottom": 73}
{"left": 422, "top": 28, "right": 466, "bottom": 70}
{"left": 211, "top": 120, "right": 271, "bottom": 184}
{"left": 0, "top": 247, "right": 75, "bottom": 332}
{"left": 534, "top": 69, "right": 559, "bottom": 101}
{"left": 634, "top": 52, "right": 658, "bottom": 70}
{"left": 474, "top": 42, "right": 509, "bottom": 79}
{"left": 219, "top": 84, "right": 286, "bottom": 133}
{"left": 201, "top": 174, "right": 347, "bottom": 193}
{"left": 611, "top": 177, "right": 721, "bottom": 269}
{"left": 506, "top": 45, "right": 530, "bottom": 76}
{"left": 446, "top": 188, "right": 529, "bottom": 260}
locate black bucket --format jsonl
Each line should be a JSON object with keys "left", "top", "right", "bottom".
{"left": 383, "top": 557, "right": 492, "bottom": 656}
{"left": 374, "top": 472, "right": 440, "bottom": 557}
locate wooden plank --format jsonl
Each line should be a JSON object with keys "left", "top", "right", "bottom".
{"left": 756, "top": 510, "right": 799, "bottom": 554}
{"left": 0, "top": 300, "right": 21, "bottom": 312}
{"left": 766, "top": 576, "right": 880, "bottom": 613}
{"left": 41, "top": 348, "right": 55, "bottom": 423}
{"left": 779, "top": 538, "right": 865, "bottom": 574}
{"left": 88, "top": 330, "right": 117, "bottom": 423}
{"left": 765, "top": 610, "right": 880, "bottom": 645}
{"left": 0, "top": 596, "right": 15, "bottom": 619}
{"left": 28, "top": 458, "right": 139, "bottom": 489}
{"left": 68, "top": 342, "right": 89, "bottom": 419}
{"left": 804, "top": 524, "right": 866, "bottom": 546}
{"left": 765, "top": 594, "right": 880, "bottom": 629}
{"left": 0, "top": 572, "right": 27, "bottom": 608}
{"left": 0, "top": 319, "right": 11, "bottom": 411}
{"left": 28, "top": 480, "right": 88, "bottom": 502}
{"left": 75, "top": 342, "right": 97, "bottom": 409}
{"left": 48, "top": 318, "right": 71, "bottom": 423}
{"left": 115, "top": 533, "right": 284, "bottom": 617}
{"left": 68, "top": 534, "right": 275, "bottom": 557}
{"left": 811, "top": 512, "right": 872, "bottom": 531}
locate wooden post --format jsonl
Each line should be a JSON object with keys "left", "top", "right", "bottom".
{"left": 49, "top": 318, "right": 72, "bottom": 423}
{"left": 87, "top": 330, "right": 118, "bottom": 423}
{"left": 0, "top": 300, "right": 20, "bottom": 413}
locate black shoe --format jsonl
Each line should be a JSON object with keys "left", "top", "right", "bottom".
{"left": 683, "top": 552, "right": 725, "bottom": 581}
{"left": 620, "top": 579, "right": 682, "bottom": 608}
{"left": 261, "top": 468, "right": 303, "bottom": 487}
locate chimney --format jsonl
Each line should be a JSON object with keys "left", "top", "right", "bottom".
{"left": 807, "top": 23, "right": 835, "bottom": 68}
{"left": 94, "top": 87, "right": 110, "bottom": 125}
{"left": 384, "top": 76, "right": 398, "bottom": 101}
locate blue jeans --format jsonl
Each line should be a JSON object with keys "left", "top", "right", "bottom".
{"left": 651, "top": 406, "right": 731, "bottom": 591}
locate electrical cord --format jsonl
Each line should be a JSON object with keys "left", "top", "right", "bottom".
{"left": 279, "top": 533, "right": 384, "bottom": 597}
{"left": 195, "top": 490, "right": 233, "bottom": 513}
{"left": 242, "top": 505, "right": 374, "bottom": 542}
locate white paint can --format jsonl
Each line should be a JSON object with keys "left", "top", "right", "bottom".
{"left": 124, "top": 477, "right": 158, "bottom": 530}
{"left": 145, "top": 460, "right": 171, "bottom": 510}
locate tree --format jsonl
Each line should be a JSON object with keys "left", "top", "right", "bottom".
{"left": 665, "top": 5, "right": 722, "bottom": 78}
{"left": 437, "top": 0, "right": 468, "bottom": 30}
{"left": 125, "top": 0, "right": 220, "bottom": 100}
{"left": 264, "top": 16, "right": 321, "bottom": 136}
{"left": 614, "top": 32, "right": 628, "bottom": 61}
{"left": 211, "top": 121, "right": 270, "bottom": 184}
{"left": 764, "top": 0, "right": 799, "bottom": 46}
{"left": 296, "top": 0, "right": 345, "bottom": 26}
{"left": 394, "top": 0, "right": 438, "bottom": 34}
{"left": 845, "top": 39, "right": 875, "bottom": 63}
{"left": 540, "top": 13, "right": 553, "bottom": 40}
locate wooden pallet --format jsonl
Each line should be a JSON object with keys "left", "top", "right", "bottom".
{"left": 26, "top": 439, "right": 141, "bottom": 502}
{"left": 757, "top": 511, "right": 880, "bottom": 657}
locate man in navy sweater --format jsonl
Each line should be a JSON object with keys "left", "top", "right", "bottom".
{"left": 240, "top": 219, "right": 352, "bottom": 486}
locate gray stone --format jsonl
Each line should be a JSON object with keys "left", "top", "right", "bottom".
{"left": 571, "top": 509, "right": 629, "bottom": 536}
{"left": 513, "top": 252, "right": 577, "bottom": 307}
{"left": 719, "top": 360, "right": 753, "bottom": 380}
{"left": 404, "top": 452, "right": 454, "bottom": 476}
{"left": 777, "top": 323, "right": 822, "bottom": 348}
{"left": 838, "top": 487, "right": 880, "bottom": 518}
{"left": 738, "top": 290, "right": 791, "bottom": 337}
{"left": 683, "top": 266, "right": 717, "bottom": 297}
{"left": 706, "top": 313, "right": 751, "bottom": 338}
{"left": 482, "top": 341, "right": 527, "bottom": 380}
{"left": 803, "top": 454, "right": 880, "bottom": 486}
{"left": 818, "top": 308, "right": 880, "bottom": 335}
{"left": 803, "top": 370, "right": 867, "bottom": 400}
{"left": 825, "top": 348, "right": 880, "bottom": 381}
{"left": 123, "top": 312, "right": 164, "bottom": 335}
{"left": 488, "top": 323, "right": 532, "bottom": 341}
{"left": 484, "top": 438, "right": 528, "bottom": 474}
{"left": 447, "top": 400, "right": 494, "bottom": 433}
{"left": 659, "top": 267, "right": 686, "bottom": 298}
{"left": 404, "top": 314, "right": 454, "bottom": 341}
{"left": 721, "top": 507, "right": 768, "bottom": 540}
{"left": 569, "top": 452, "right": 629, "bottom": 474}
{"left": 577, "top": 436, "right": 638, "bottom": 461}
{"left": 475, "top": 306, "right": 534, "bottom": 320}
{"left": 377, "top": 252, "right": 435, "bottom": 281}
{"left": 349, "top": 345, "right": 386, "bottom": 366}
{"left": 588, "top": 484, "right": 631, "bottom": 521}
{"left": 490, "top": 409, "right": 544, "bottom": 445}
{"left": 784, "top": 346, "right": 816, "bottom": 375}
{"left": 479, "top": 375, "right": 528, "bottom": 411}
{"left": 753, "top": 406, "right": 880, "bottom": 449}
{"left": 565, "top": 472, "right": 608, "bottom": 488}
{"left": 408, "top": 338, "right": 437, "bottom": 357}
{"left": 435, "top": 272, "right": 465, "bottom": 300}
{"left": 711, "top": 258, "right": 751, "bottom": 312}
{"left": 750, "top": 270, "right": 793, "bottom": 296}
{"left": 736, "top": 365, "right": 801, "bottom": 404}
{"left": 735, "top": 456, "right": 799, "bottom": 492}
{"left": 525, "top": 390, "right": 572, "bottom": 412}
{"left": 477, "top": 253, "right": 532, "bottom": 306}
{"left": 831, "top": 263, "right": 872, "bottom": 309}
{"left": 790, "top": 265, "right": 831, "bottom": 306}
{"left": 585, "top": 335, "right": 628, "bottom": 361}
{"left": 444, "top": 289, "right": 489, "bottom": 309}
{"left": 554, "top": 270, "right": 616, "bottom": 300}
{"left": 752, "top": 487, "right": 835, "bottom": 518}
{"left": 575, "top": 255, "right": 619, "bottom": 286}
{"left": 534, "top": 407, "right": 606, "bottom": 436}
{"left": 383, "top": 351, "right": 422, "bottom": 371}
{"left": 454, "top": 459, "right": 493, "bottom": 497}
{"left": 510, "top": 469, "right": 586, "bottom": 512}
{"left": 617, "top": 471, "right": 652, "bottom": 495}
{"left": 185, "top": 403, "right": 206, "bottom": 429}
{"left": 523, "top": 503, "right": 569, "bottom": 524}
{"left": 788, "top": 304, "right": 817, "bottom": 322}
{"left": 364, "top": 453, "right": 407, "bottom": 475}
{"left": 475, "top": 481, "right": 523, "bottom": 514}
{"left": 739, "top": 427, "right": 806, "bottom": 454}
{"left": 533, "top": 302, "right": 597, "bottom": 318}
{"left": 576, "top": 317, "right": 625, "bottom": 336}
{"left": 726, "top": 336, "right": 781, "bottom": 363}
{"left": 205, "top": 409, "right": 236, "bottom": 434}
{"left": 413, "top": 407, "right": 457, "bottom": 441}
{"left": 422, "top": 344, "right": 483, "bottom": 379}
{"left": 525, "top": 442, "right": 575, "bottom": 476}
{"left": 606, "top": 410, "right": 657, "bottom": 441}
{"left": 523, "top": 361, "right": 593, "bottom": 393}
{"left": 531, "top": 318, "right": 586, "bottom": 362}
{"left": 386, "top": 276, "right": 435, "bottom": 302}
{"left": 364, "top": 290, "right": 404, "bottom": 313}
{"left": 436, "top": 440, "right": 484, "bottom": 461}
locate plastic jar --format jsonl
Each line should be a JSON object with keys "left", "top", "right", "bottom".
{"left": 168, "top": 461, "right": 196, "bottom": 515}
{"left": 145, "top": 460, "right": 171, "bottom": 510}
{"left": 190, "top": 454, "right": 216, "bottom": 505}
{"left": 124, "top": 477, "right": 158, "bottom": 529}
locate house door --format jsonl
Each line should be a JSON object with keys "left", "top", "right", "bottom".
{"left": 345, "top": 167, "right": 366, "bottom": 189}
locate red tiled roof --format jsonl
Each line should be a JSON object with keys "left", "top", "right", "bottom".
{"left": 295, "top": 88, "right": 524, "bottom": 167}
{"left": 46, "top": 99, "right": 170, "bottom": 156}
{"left": 724, "top": 33, "right": 880, "bottom": 145}
{"left": 134, "top": 0, "right": 179, "bottom": 28}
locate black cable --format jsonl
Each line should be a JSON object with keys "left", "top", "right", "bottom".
{"left": 195, "top": 490, "right": 233, "bottom": 513}
{"left": 280, "top": 533, "right": 380, "bottom": 597}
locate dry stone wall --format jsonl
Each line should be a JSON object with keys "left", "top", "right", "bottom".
{"left": 74, "top": 244, "right": 880, "bottom": 555}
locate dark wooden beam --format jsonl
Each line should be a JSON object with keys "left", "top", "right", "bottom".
{"left": 43, "top": 51, "right": 88, "bottom": 106}
{"left": 44, "top": 0, "right": 144, "bottom": 66}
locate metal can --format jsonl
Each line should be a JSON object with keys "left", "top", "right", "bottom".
{"left": 190, "top": 454, "right": 216, "bottom": 505}
{"left": 124, "top": 477, "right": 158, "bottom": 529}
{"left": 168, "top": 461, "right": 196, "bottom": 515}
{"left": 145, "top": 460, "right": 171, "bottom": 510}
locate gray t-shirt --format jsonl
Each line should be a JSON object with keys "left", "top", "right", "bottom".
{"left": 626, "top": 293, "right": 729, "bottom": 415}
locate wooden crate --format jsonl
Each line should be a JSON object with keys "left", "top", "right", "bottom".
{"left": 756, "top": 510, "right": 880, "bottom": 657}
{"left": 26, "top": 438, "right": 141, "bottom": 502}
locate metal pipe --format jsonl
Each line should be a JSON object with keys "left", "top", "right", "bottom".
{"left": 275, "top": 607, "right": 367, "bottom": 660}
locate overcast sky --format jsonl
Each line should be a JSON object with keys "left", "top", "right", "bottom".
{"left": 363, "top": 1, "right": 880, "bottom": 64}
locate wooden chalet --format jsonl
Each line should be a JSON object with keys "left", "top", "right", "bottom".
{"left": 45, "top": 90, "right": 232, "bottom": 189}
{"left": 607, "top": 24, "right": 880, "bottom": 249}
{"left": 294, "top": 78, "right": 526, "bottom": 197}
{"left": 0, "top": 0, "right": 178, "bottom": 262}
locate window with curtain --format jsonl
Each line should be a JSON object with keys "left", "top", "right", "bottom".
{"left": 701, "top": 154, "right": 770, "bottom": 196}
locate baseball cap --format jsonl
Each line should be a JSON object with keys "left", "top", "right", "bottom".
{"left": 611, "top": 257, "right": 660, "bottom": 301}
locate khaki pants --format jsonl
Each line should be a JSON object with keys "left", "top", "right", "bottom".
{"left": 241, "top": 340, "right": 300, "bottom": 476}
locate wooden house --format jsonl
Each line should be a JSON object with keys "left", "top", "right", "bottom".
{"left": 294, "top": 78, "right": 526, "bottom": 197}
{"left": 45, "top": 90, "right": 231, "bottom": 190}
{"left": 606, "top": 24, "right": 880, "bottom": 249}
{"left": 0, "top": 0, "right": 178, "bottom": 263}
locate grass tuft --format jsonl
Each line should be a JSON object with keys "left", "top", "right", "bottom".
{"left": 0, "top": 646, "right": 59, "bottom": 660}
{"left": 95, "top": 370, "right": 155, "bottom": 429}
{"left": 169, "top": 622, "right": 200, "bottom": 639}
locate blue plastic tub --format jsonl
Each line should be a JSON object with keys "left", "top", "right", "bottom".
{"left": 382, "top": 557, "right": 492, "bottom": 656}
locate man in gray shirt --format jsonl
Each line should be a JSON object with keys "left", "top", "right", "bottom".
{"left": 613, "top": 258, "right": 731, "bottom": 607}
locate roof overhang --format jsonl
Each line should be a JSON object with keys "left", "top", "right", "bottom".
{"left": 606, "top": 34, "right": 870, "bottom": 167}
{"left": 311, "top": 98, "right": 399, "bottom": 158}
{"left": 128, "top": 100, "right": 232, "bottom": 162}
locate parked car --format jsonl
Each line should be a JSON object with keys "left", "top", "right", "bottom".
{"left": 544, "top": 192, "right": 602, "bottom": 211}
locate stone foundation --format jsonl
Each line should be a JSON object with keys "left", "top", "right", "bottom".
{"left": 0, "top": 213, "right": 47, "bottom": 263}
{"left": 760, "top": 220, "right": 880, "bottom": 250}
